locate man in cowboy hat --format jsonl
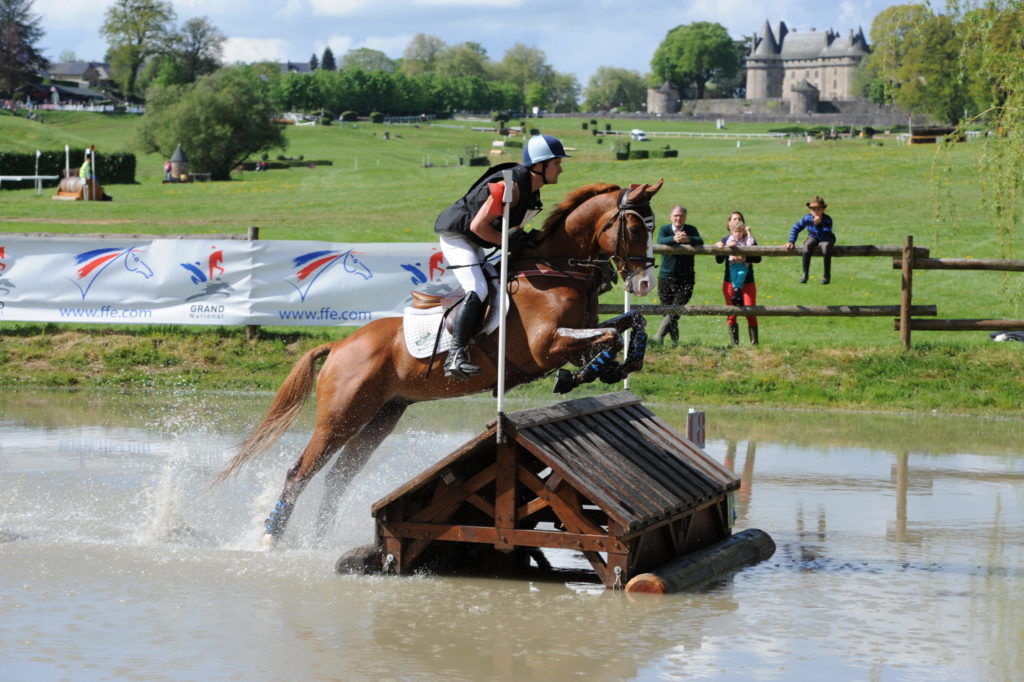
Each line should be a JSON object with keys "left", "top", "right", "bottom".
{"left": 785, "top": 195, "right": 835, "bottom": 284}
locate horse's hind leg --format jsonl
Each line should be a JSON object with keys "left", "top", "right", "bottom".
{"left": 263, "top": 390, "right": 387, "bottom": 548}
{"left": 312, "top": 400, "right": 409, "bottom": 543}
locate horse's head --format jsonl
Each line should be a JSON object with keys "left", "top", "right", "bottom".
{"left": 595, "top": 180, "right": 663, "bottom": 296}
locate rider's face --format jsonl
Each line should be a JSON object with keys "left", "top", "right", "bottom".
{"left": 543, "top": 158, "right": 563, "bottom": 184}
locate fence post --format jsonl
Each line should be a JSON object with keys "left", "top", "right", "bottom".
{"left": 900, "top": 235, "right": 914, "bottom": 349}
{"left": 246, "top": 226, "right": 260, "bottom": 341}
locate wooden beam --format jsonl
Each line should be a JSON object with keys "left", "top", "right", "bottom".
{"left": 655, "top": 244, "right": 930, "bottom": 258}
{"left": 900, "top": 235, "right": 914, "bottom": 349}
{"left": 896, "top": 319, "right": 1024, "bottom": 331}
{"left": 378, "top": 523, "right": 628, "bottom": 553}
{"left": 494, "top": 442, "right": 517, "bottom": 551}
{"left": 893, "top": 257, "right": 1024, "bottom": 271}
{"left": 598, "top": 304, "right": 938, "bottom": 317}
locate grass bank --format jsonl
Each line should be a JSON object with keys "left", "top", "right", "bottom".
{"left": 0, "top": 325, "right": 1020, "bottom": 415}
{"left": 1, "top": 112, "right": 1021, "bottom": 413}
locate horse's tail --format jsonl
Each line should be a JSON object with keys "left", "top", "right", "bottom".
{"left": 212, "top": 342, "right": 335, "bottom": 486}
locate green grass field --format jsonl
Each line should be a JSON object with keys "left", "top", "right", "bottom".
{"left": 1, "top": 110, "right": 1022, "bottom": 411}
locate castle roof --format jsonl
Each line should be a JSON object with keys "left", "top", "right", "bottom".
{"left": 748, "top": 20, "right": 870, "bottom": 61}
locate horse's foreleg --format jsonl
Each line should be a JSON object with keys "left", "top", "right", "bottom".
{"left": 599, "top": 311, "right": 648, "bottom": 374}
{"left": 550, "top": 327, "right": 625, "bottom": 394}
{"left": 312, "top": 400, "right": 408, "bottom": 543}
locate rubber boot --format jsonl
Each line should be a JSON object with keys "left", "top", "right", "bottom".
{"left": 800, "top": 251, "right": 811, "bottom": 283}
{"left": 749, "top": 325, "right": 759, "bottom": 346}
{"left": 728, "top": 323, "right": 740, "bottom": 345}
{"left": 821, "top": 256, "right": 831, "bottom": 285}
{"left": 652, "top": 316, "right": 671, "bottom": 346}
{"left": 444, "top": 292, "right": 485, "bottom": 379}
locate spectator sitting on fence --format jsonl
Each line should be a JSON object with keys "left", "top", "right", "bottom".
{"left": 716, "top": 211, "right": 760, "bottom": 345}
{"left": 785, "top": 195, "right": 835, "bottom": 285}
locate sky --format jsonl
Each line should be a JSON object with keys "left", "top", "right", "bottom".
{"left": 35, "top": 0, "right": 910, "bottom": 87}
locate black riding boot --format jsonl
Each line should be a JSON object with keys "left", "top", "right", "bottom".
{"left": 749, "top": 325, "right": 759, "bottom": 346}
{"left": 728, "top": 323, "right": 740, "bottom": 345}
{"left": 821, "top": 256, "right": 832, "bottom": 285}
{"left": 800, "top": 251, "right": 812, "bottom": 283}
{"left": 444, "top": 292, "right": 485, "bottom": 379}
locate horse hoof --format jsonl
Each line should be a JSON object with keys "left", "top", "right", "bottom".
{"left": 552, "top": 369, "right": 578, "bottom": 394}
{"left": 261, "top": 533, "right": 278, "bottom": 550}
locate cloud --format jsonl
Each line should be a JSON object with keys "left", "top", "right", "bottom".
{"left": 308, "top": 0, "right": 371, "bottom": 15}
{"left": 414, "top": 0, "right": 523, "bottom": 6}
{"left": 223, "top": 37, "right": 291, "bottom": 64}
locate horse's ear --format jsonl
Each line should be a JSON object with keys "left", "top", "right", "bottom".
{"left": 626, "top": 178, "right": 665, "bottom": 203}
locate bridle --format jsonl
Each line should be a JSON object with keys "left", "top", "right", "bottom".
{"left": 569, "top": 186, "right": 656, "bottom": 273}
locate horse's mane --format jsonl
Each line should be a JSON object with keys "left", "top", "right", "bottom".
{"left": 540, "top": 182, "right": 620, "bottom": 236}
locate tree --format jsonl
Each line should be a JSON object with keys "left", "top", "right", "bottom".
{"left": 100, "top": 0, "right": 176, "bottom": 99}
{"left": 309, "top": 53, "right": 318, "bottom": 71}
{"left": 436, "top": 41, "right": 491, "bottom": 79}
{"left": 402, "top": 33, "right": 445, "bottom": 75}
{"left": 497, "top": 43, "right": 553, "bottom": 106}
{"left": 320, "top": 46, "right": 336, "bottom": 71}
{"left": 650, "top": 21, "right": 738, "bottom": 99}
{"left": 858, "top": 4, "right": 934, "bottom": 104}
{"left": 340, "top": 47, "right": 395, "bottom": 72}
{"left": 584, "top": 66, "right": 646, "bottom": 111}
{"left": 947, "top": 0, "right": 1024, "bottom": 252}
{"left": 0, "top": 0, "right": 47, "bottom": 96}
{"left": 174, "top": 17, "right": 224, "bottom": 83}
{"left": 547, "top": 72, "right": 580, "bottom": 113}
{"left": 136, "top": 66, "right": 286, "bottom": 180}
{"left": 893, "top": 13, "right": 966, "bottom": 124}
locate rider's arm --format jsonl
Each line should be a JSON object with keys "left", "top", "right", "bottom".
{"left": 469, "top": 182, "right": 517, "bottom": 245}
{"left": 469, "top": 195, "right": 506, "bottom": 245}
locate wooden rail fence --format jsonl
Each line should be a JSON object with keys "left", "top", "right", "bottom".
{"left": 599, "top": 237, "right": 1024, "bottom": 348}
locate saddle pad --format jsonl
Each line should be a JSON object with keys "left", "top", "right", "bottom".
{"left": 402, "top": 294, "right": 506, "bottom": 359}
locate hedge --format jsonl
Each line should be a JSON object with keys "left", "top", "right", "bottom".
{"left": 0, "top": 150, "right": 136, "bottom": 190}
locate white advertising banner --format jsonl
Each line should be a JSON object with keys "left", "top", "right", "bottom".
{"left": 0, "top": 237, "right": 459, "bottom": 326}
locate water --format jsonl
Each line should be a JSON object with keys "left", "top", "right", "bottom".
{"left": 1, "top": 389, "right": 1021, "bottom": 681}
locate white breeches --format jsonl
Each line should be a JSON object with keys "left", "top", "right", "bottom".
{"left": 439, "top": 232, "right": 490, "bottom": 301}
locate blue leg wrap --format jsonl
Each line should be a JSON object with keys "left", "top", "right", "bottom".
{"left": 580, "top": 349, "right": 616, "bottom": 384}
{"left": 265, "top": 499, "right": 294, "bottom": 537}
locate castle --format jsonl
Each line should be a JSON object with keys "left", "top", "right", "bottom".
{"left": 647, "top": 19, "right": 871, "bottom": 116}
{"left": 745, "top": 20, "right": 870, "bottom": 111}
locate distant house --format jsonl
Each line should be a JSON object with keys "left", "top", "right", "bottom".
{"left": 279, "top": 62, "right": 313, "bottom": 74}
{"left": 46, "top": 61, "right": 115, "bottom": 90}
{"left": 745, "top": 20, "right": 869, "bottom": 104}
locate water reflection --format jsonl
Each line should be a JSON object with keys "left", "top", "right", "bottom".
{"left": 1, "top": 388, "right": 1022, "bottom": 681}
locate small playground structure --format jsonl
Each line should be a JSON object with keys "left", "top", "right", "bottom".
{"left": 52, "top": 175, "right": 105, "bottom": 201}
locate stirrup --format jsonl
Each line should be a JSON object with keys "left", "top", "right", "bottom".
{"left": 444, "top": 346, "right": 480, "bottom": 379}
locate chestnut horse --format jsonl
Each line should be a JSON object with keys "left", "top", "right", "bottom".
{"left": 215, "top": 179, "right": 664, "bottom": 547}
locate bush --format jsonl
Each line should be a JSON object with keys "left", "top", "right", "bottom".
{"left": 503, "top": 139, "right": 523, "bottom": 149}
{"left": 628, "top": 149, "right": 649, "bottom": 160}
{"left": 369, "top": 112, "right": 385, "bottom": 123}
{"left": 529, "top": 127, "right": 539, "bottom": 136}
{"left": 0, "top": 150, "right": 136, "bottom": 189}
{"left": 340, "top": 111, "right": 358, "bottom": 122}
{"left": 467, "top": 156, "right": 490, "bottom": 167}
{"left": 320, "top": 117, "right": 332, "bottom": 126}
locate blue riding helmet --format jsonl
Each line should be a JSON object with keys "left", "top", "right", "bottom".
{"left": 523, "top": 134, "right": 570, "bottom": 166}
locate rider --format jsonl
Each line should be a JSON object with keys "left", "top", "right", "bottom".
{"left": 433, "top": 133, "right": 570, "bottom": 379}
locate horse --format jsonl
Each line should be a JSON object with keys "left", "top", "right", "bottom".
{"left": 214, "top": 179, "right": 664, "bottom": 548}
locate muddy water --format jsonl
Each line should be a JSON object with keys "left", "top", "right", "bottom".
{"left": 1, "top": 389, "right": 1021, "bottom": 681}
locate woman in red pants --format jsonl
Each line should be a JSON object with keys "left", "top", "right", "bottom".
{"left": 715, "top": 211, "right": 761, "bottom": 345}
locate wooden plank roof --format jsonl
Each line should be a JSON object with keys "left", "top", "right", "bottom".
{"left": 372, "top": 391, "right": 739, "bottom": 536}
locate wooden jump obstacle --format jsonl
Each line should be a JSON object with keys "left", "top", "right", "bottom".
{"left": 339, "top": 391, "right": 774, "bottom": 590}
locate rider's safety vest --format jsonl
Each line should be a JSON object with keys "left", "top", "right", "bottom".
{"left": 433, "top": 163, "right": 542, "bottom": 248}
